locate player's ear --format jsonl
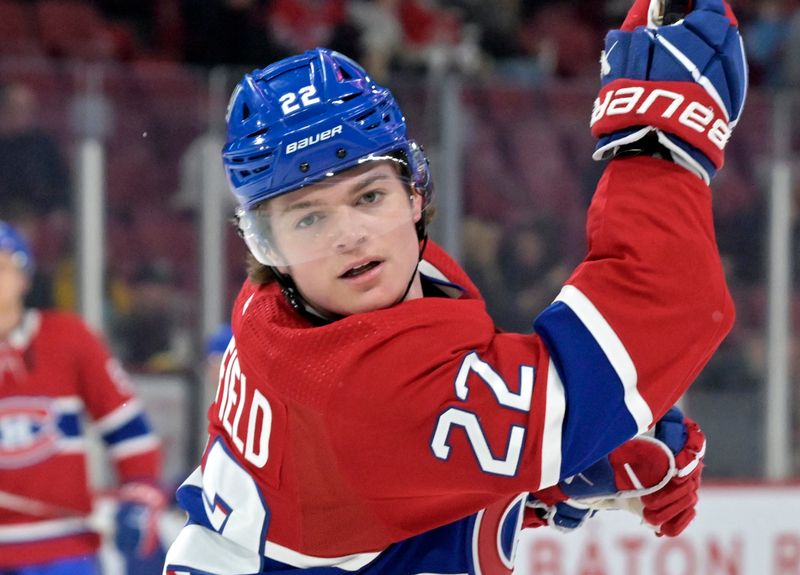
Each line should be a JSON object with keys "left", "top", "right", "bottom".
{"left": 410, "top": 189, "right": 423, "bottom": 224}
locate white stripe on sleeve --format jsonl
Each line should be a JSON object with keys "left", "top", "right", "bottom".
{"left": 538, "top": 358, "right": 565, "bottom": 490}
{"left": 555, "top": 285, "right": 652, "bottom": 434}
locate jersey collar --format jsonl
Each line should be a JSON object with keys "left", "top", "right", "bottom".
{"left": 418, "top": 260, "right": 465, "bottom": 299}
{"left": 7, "top": 310, "right": 41, "bottom": 350}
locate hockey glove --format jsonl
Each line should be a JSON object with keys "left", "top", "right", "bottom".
{"left": 114, "top": 481, "right": 166, "bottom": 557}
{"left": 526, "top": 406, "right": 705, "bottom": 536}
{"left": 640, "top": 406, "right": 706, "bottom": 536}
{"left": 527, "top": 433, "right": 677, "bottom": 532}
{"left": 591, "top": 0, "right": 748, "bottom": 183}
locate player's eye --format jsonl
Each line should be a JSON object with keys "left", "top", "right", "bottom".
{"left": 296, "top": 211, "right": 325, "bottom": 229}
{"left": 357, "top": 190, "right": 385, "bottom": 206}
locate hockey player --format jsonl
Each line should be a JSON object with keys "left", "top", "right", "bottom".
{"left": 165, "top": 0, "right": 747, "bottom": 572}
{"left": 0, "top": 221, "right": 166, "bottom": 574}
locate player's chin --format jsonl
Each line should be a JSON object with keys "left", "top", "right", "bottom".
{"left": 330, "top": 285, "right": 403, "bottom": 316}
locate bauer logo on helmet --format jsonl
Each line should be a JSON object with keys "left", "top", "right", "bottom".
{"left": 285, "top": 125, "right": 343, "bottom": 155}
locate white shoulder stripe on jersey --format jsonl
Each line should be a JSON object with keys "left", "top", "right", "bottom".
{"left": 108, "top": 434, "right": 161, "bottom": 459}
{"left": 555, "top": 285, "right": 653, "bottom": 434}
{"left": 538, "top": 358, "right": 566, "bottom": 490}
{"left": 56, "top": 437, "right": 86, "bottom": 454}
{"left": 94, "top": 399, "right": 145, "bottom": 434}
{"left": 52, "top": 396, "right": 84, "bottom": 413}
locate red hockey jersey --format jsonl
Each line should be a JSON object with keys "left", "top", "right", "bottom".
{"left": 0, "top": 310, "right": 161, "bottom": 567}
{"left": 167, "top": 156, "right": 734, "bottom": 573}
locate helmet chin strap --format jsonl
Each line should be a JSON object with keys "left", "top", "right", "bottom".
{"left": 271, "top": 234, "right": 429, "bottom": 324}
{"left": 395, "top": 234, "right": 428, "bottom": 305}
{"left": 268, "top": 268, "right": 336, "bottom": 324}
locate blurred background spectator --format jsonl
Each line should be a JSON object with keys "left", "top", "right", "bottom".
{"left": 473, "top": 217, "right": 571, "bottom": 334}
{"left": 180, "top": 0, "right": 285, "bottom": 67}
{"left": 0, "top": 82, "right": 71, "bottom": 219}
{"left": 0, "top": 0, "right": 792, "bottom": 88}
{"left": 111, "top": 259, "right": 192, "bottom": 373}
{"left": 203, "top": 323, "right": 232, "bottom": 407}
{"left": 346, "top": 0, "right": 402, "bottom": 83}
{"left": 0, "top": 81, "right": 73, "bottom": 309}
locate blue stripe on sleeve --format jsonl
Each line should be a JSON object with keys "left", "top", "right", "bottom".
{"left": 534, "top": 301, "right": 638, "bottom": 478}
{"left": 101, "top": 413, "right": 152, "bottom": 446}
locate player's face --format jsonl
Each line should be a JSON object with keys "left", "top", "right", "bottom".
{"left": 0, "top": 252, "right": 29, "bottom": 312}
{"left": 266, "top": 161, "right": 424, "bottom": 316}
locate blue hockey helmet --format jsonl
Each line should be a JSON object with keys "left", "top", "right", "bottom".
{"left": 0, "top": 221, "right": 34, "bottom": 276}
{"left": 222, "top": 48, "right": 432, "bottom": 212}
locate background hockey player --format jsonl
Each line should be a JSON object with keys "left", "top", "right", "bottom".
{"left": 164, "top": 0, "right": 747, "bottom": 572}
{"left": 0, "top": 221, "right": 167, "bottom": 575}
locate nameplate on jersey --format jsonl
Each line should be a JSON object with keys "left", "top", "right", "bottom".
{"left": 213, "top": 337, "right": 285, "bottom": 487}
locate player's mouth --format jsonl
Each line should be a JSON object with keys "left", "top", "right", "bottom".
{"left": 339, "top": 259, "right": 383, "bottom": 280}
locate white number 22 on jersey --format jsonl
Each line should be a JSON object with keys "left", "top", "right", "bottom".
{"left": 431, "top": 352, "right": 534, "bottom": 477}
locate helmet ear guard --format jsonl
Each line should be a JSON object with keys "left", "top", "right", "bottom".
{"left": 399, "top": 142, "right": 433, "bottom": 240}
{"left": 407, "top": 142, "right": 433, "bottom": 208}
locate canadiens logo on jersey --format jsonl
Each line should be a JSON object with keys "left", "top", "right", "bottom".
{"left": 0, "top": 397, "right": 60, "bottom": 468}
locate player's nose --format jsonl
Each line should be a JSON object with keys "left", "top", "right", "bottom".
{"left": 332, "top": 207, "right": 368, "bottom": 253}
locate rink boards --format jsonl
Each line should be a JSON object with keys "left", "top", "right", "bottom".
{"left": 513, "top": 484, "right": 800, "bottom": 575}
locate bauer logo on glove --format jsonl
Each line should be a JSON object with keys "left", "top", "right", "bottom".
{"left": 591, "top": 82, "right": 731, "bottom": 154}
{"left": 592, "top": 0, "right": 748, "bottom": 183}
